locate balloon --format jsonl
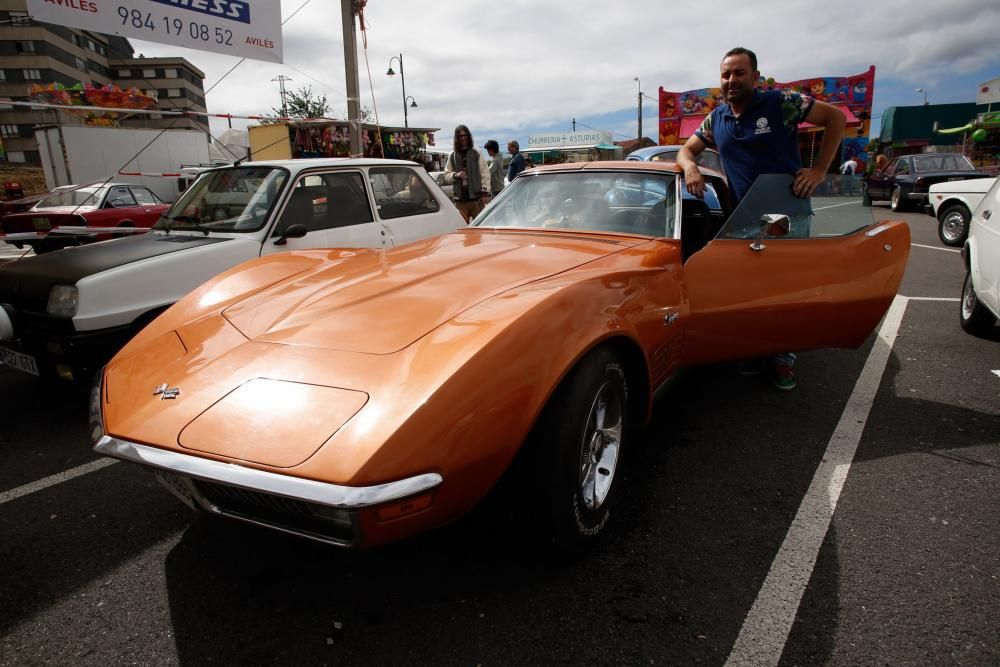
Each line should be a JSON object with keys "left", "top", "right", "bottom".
{"left": 971, "top": 128, "right": 988, "bottom": 142}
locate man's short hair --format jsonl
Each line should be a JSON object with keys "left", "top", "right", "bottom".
{"left": 508, "top": 139, "right": 520, "bottom": 150}
{"left": 484, "top": 139, "right": 499, "bottom": 152}
{"left": 723, "top": 47, "right": 757, "bottom": 72}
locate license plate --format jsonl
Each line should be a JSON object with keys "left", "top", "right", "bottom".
{"left": 0, "top": 345, "right": 39, "bottom": 376}
{"left": 154, "top": 469, "right": 199, "bottom": 511}
{"left": 32, "top": 217, "right": 51, "bottom": 231}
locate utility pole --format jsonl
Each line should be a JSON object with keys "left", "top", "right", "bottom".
{"left": 572, "top": 117, "right": 576, "bottom": 132}
{"left": 271, "top": 74, "right": 293, "bottom": 117}
{"left": 634, "top": 77, "right": 643, "bottom": 144}
{"left": 341, "top": 0, "right": 362, "bottom": 156}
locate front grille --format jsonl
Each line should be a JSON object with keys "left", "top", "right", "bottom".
{"left": 194, "top": 479, "right": 357, "bottom": 545}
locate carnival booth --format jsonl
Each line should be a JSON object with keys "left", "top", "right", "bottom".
{"left": 522, "top": 131, "right": 623, "bottom": 165}
{"left": 659, "top": 66, "right": 875, "bottom": 174}
{"left": 248, "top": 121, "right": 437, "bottom": 163}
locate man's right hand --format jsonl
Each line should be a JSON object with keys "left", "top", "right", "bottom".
{"left": 684, "top": 166, "right": 706, "bottom": 199}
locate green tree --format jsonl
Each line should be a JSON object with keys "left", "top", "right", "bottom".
{"left": 266, "top": 85, "right": 330, "bottom": 121}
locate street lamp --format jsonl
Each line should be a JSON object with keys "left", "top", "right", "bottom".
{"left": 634, "top": 76, "right": 643, "bottom": 143}
{"left": 915, "top": 87, "right": 928, "bottom": 106}
{"left": 386, "top": 53, "right": 416, "bottom": 128}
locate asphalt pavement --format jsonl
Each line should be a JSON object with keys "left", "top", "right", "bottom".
{"left": 0, "top": 201, "right": 997, "bottom": 665}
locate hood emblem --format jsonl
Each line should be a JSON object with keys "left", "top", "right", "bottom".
{"left": 153, "top": 383, "right": 181, "bottom": 400}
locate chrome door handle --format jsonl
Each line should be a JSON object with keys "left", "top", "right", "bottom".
{"left": 983, "top": 210, "right": 992, "bottom": 220}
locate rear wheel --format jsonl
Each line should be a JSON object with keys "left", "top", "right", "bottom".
{"left": 890, "top": 186, "right": 908, "bottom": 212}
{"left": 960, "top": 271, "right": 997, "bottom": 336}
{"left": 938, "top": 205, "right": 970, "bottom": 247}
{"left": 534, "top": 347, "right": 630, "bottom": 555}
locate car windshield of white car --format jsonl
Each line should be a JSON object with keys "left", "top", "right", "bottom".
{"left": 473, "top": 171, "right": 678, "bottom": 237}
{"left": 912, "top": 155, "right": 975, "bottom": 173}
{"left": 717, "top": 173, "right": 874, "bottom": 240}
{"left": 35, "top": 187, "right": 106, "bottom": 209}
{"left": 156, "top": 167, "right": 289, "bottom": 233}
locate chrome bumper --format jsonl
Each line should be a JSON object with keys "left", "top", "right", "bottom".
{"left": 94, "top": 435, "right": 443, "bottom": 546}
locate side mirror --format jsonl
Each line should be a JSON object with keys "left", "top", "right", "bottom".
{"left": 750, "top": 214, "right": 789, "bottom": 251}
{"left": 273, "top": 223, "right": 308, "bottom": 246}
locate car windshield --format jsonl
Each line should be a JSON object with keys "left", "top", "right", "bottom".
{"left": 648, "top": 149, "right": 724, "bottom": 173}
{"left": 474, "top": 171, "right": 678, "bottom": 237}
{"left": 155, "top": 167, "right": 289, "bottom": 233}
{"left": 717, "top": 173, "right": 874, "bottom": 240}
{"left": 35, "top": 187, "right": 106, "bottom": 208}
{"left": 912, "top": 155, "right": 976, "bottom": 173}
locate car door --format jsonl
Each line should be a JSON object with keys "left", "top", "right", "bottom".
{"left": 679, "top": 174, "right": 910, "bottom": 366}
{"left": 260, "top": 169, "right": 386, "bottom": 256}
{"left": 127, "top": 186, "right": 167, "bottom": 226}
{"left": 100, "top": 185, "right": 147, "bottom": 227}
{"left": 870, "top": 158, "right": 900, "bottom": 200}
{"left": 971, "top": 179, "right": 1000, "bottom": 314}
{"left": 367, "top": 166, "right": 464, "bottom": 245}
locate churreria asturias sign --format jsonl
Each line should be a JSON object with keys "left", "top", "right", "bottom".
{"left": 26, "top": 0, "right": 283, "bottom": 63}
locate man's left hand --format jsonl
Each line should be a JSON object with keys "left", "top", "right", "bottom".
{"left": 793, "top": 167, "right": 825, "bottom": 198}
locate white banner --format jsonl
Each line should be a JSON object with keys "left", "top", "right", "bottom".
{"left": 977, "top": 76, "right": 1000, "bottom": 106}
{"left": 526, "top": 131, "right": 614, "bottom": 150}
{"left": 26, "top": 0, "right": 283, "bottom": 63}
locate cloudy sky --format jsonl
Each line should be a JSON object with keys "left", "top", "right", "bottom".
{"left": 129, "top": 0, "right": 1000, "bottom": 149}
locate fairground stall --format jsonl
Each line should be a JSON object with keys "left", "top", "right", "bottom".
{"left": 248, "top": 121, "right": 439, "bottom": 165}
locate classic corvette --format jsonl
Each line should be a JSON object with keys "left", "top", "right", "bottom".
{"left": 92, "top": 162, "right": 910, "bottom": 552}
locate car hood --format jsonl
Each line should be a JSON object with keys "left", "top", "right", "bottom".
{"left": 928, "top": 176, "right": 996, "bottom": 194}
{"left": 0, "top": 233, "right": 232, "bottom": 309}
{"left": 223, "top": 229, "right": 641, "bottom": 355}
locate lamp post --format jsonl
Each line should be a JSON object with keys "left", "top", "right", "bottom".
{"left": 915, "top": 87, "right": 928, "bottom": 106}
{"left": 634, "top": 77, "right": 643, "bottom": 143}
{"left": 387, "top": 54, "right": 417, "bottom": 128}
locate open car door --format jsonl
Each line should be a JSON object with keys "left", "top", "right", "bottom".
{"left": 680, "top": 174, "right": 910, "bottom": 366}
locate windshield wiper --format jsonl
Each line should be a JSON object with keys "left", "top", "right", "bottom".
{"left": 159, "top": 214, "right": 208, "bottom": 236}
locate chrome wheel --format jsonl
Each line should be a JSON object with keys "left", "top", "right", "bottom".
{"left": 943, "top": 211, "right": 966, "bottom": 243}
{"left": 962, "top": 273, "right": 977, "bottom": 321}
{"left": 578, "top": 381, "right": 623, "bottom": 511}
{"left": 890, "top": 187, "right": 901, "bottom": 210}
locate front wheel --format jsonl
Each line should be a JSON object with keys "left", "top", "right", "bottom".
{"left": 960, "top": 271, "right": 997, "bottom": 336}
{"left": 536, "top": 347, "right": 630, "bottom": 555}
{"left": 938, "top": 205, "right": 970, "bottom": 247}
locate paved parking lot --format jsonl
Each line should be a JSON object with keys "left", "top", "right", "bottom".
{"left": 1, "top": 203, "right": 997, "bottom": 665}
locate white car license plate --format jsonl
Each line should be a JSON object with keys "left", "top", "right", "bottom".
{"left": 154, "top": 469, "right": 199, "bottom": 511}
{"left": 0, "top": 345, "right": 39, "bottom": 376}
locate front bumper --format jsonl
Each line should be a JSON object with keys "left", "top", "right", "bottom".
{"left": 907, "top": 192, "right": 928, "bottom": 203}
{"left": 94, "top": 435, "right": 444, "bottom": 547}
{"left": 0, "top": 314, "right": 134, "bottom": 380}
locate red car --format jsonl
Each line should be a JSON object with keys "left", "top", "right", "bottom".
{"left": 1, "top": 183, "right": 169, "bottom": 252}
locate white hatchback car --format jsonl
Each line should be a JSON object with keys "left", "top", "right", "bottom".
{"left": 961, "top": 177, "right": 1000, "bottom": 335}
{"left": 0, "top": 159, "right": 465, "bottom": 381}
{"left": 929, "top": 177, "right": 996, "bottom": 247}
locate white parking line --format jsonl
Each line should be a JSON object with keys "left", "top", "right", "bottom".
{"left": 907, "top": 296, "right": 961, "bottom": 302}
{"left": 813, "top": 201, "right": 861, "bottom": 210}
{"left": 911, "top": 243, "right": 960, "bottom": 254}
{"left": 992, "top": 370, "right": 1000, "bottom": 380}
{"left": 0, "top": 459, "right": 117, "bottom": 506}
{"left": 725, "top": 295, "right": 909, "bottom": 667}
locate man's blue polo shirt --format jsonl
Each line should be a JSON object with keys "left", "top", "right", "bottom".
{"left": 695, "top": 89, "right": 814, "bottom": 202}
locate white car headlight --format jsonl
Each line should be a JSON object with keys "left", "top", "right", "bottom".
{"left": 46, "top": 285, "right": 79, "bottom": 318}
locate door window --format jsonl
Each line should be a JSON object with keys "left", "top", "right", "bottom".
{"left": 130, "top": 187, "right": 161, "bottom": 204}
{"left": 894, "top": 159, "right": 910, "bottom": 176}
{"left": 107, "top": 186, "right": 137, "bottom": 207}
{"left": 273, "top": 171, "right": 374, "bottom": 237}
{"left": 368, "top": 167, "right": 440, "bottom": 219}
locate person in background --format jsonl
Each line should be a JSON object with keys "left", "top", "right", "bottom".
{"left": 873, "top": 154, "right": 889, "bottom": 173}
{"left": 839, "top": 157, "right": 858, "bottom": 175}
{"left": 677, "top": 46, "right": 846, "bottom": 391}
{"left": 507, "top": 140, "right": 526, "bottom": 181}
{"left": 484, "top": 140, "right": 505, "bottom": 197}
{"left": 442, "top": 125, "right": 490, "bottom": 223}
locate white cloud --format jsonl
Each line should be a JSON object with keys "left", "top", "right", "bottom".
{"left": 129, "top": 0, "right": 1000, "bottom": 141}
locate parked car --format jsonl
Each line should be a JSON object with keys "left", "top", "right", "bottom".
{"left": 0, "top": 159, "right": 464, "bottom": 382}
{"left": 90, "top": 164, "right": 909, "bottom": 552}
{"left": 928, "top": 177, "right": 996, "bottom": 247}
{"left": 1, "top": 182, "right": 169, "bottom": 253}
{"left": 959, "top": 177, "right": 999, "bottom": 335}
{"left": 863, "top": 153, "right": 990, "bottom": 212}
{"left": 627, "top": 145, "right": 725, "bottom": 175}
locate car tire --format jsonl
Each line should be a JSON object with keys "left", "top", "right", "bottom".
{"left": 890, "top": 186, "right": 908, "bottom": 212}
{"left": 960, "top": 271, "right": 997, "bottom": 336}
{"left": 937, "top": 204, "right": 970, "bottom": 247}
{"left": 534, "top": 347, "right": 629, "bottom": 556}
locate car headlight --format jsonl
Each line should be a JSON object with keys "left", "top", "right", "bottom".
{"left": 89, "top": 367, "right": 105, "bottom": 445}
{"left": 46, "top": 285, "right": 78, "bottom": 318}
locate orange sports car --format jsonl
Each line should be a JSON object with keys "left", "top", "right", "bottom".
{"left": 91, "top": 162, "right": 910, "bottom": 552}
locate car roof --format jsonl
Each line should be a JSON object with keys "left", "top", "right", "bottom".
{"left": 627, "top": 145, "right": 721, "bottom": 160}
{"left": 235, "top": 158, "right": 425, "bottom": 172}
{"left": 528, "top": 160, "right": 726, "bottom": 181}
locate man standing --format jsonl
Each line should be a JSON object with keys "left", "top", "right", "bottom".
{"left": 443, "top": 125, "right": 491, "bottom": 223}
{"left": 676, "top": 46, "right": 846, "bottom": 390}
{"left": 507, "top": 140, "right": 526, "bottom": 182}
{"left": 840, "top": 157, "right": 858, "bottom": 175}
{"left": 484, "top": 140, "right": 505, "bottom": 196}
